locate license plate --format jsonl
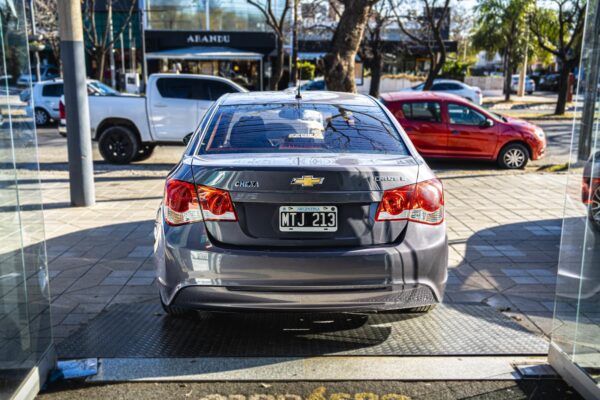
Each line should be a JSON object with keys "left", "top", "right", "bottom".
{"left": 279, "top": 205, "right": 338, "bottom": 232}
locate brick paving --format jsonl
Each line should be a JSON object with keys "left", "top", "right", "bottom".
{"left": 19, "top": 164, "right": 566, "bottom": 344}
{"left": 22, "top": 125, "right": 574, "bottom": 345}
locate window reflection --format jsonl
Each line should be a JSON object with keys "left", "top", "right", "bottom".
{"left": 146, "top": 0, "right": 282, "bottom": 31}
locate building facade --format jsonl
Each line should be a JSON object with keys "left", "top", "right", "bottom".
{"left": 140, "top": 0, "right": 281, "bottom": 90}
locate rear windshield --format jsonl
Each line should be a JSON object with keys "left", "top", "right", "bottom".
{"left": 197, "top": 103, "right": 409, "bottom": 155}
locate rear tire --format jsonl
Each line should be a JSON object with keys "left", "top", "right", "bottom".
{"left": 98, "top": 126, "right": 140, "bottom": 164}
{"left": 160, "top": 296, "right": 193, "bottom": 318}
{"left": 498, "top": 143, "right": 529, "bottom": 169}
{"left": 404, "top": 304, "right": 437, "bottom": 313}
{"left": 132, "top": 144, "right": 156, "bottom": 162}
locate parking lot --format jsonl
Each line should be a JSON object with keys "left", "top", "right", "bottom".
{"left": 25, "top": 120, "right": 572, "bottom": 346}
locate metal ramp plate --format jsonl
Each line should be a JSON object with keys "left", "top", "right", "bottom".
{"left": 57, "top": 303, "right": 549, "bottom": 359}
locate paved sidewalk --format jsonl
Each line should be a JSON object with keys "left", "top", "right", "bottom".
{"left": 19, "top": 163, "right": 566, "bottom": 344}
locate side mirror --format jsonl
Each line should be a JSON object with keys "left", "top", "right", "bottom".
{"left": 480, "top": 119, "right": 493, "bottom": 128}
{"left": 183, "top": 133, "right": 193, "bottom": 145}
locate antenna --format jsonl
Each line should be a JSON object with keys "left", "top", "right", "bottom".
{"left": 295, "top": 56, "right": 301, "bottom": 99}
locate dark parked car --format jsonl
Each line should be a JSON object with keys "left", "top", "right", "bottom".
{"left": 154, "top": 91, "right": 448, "bottom": 317}
{"left": 538, "top": 74, "right": 560, "bottom": 91}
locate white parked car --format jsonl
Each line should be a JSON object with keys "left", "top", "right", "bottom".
{"left": 59, "top": 73, "right": 247, "bottom": 163}
{"left": 26, "top": 79, "right": 120, "bottom": 126}
{"left": 16, "top": 65, "right": 60, "bottom": 88}
{"left": 510, "top": 74, "right": 535, "bottom": 94}
{"left": 405, "top": 79, "right": 483, "bottom": 105}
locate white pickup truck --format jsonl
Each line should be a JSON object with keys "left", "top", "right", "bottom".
{"left": 59, "top": 73, "right": 246, "bottom": 164}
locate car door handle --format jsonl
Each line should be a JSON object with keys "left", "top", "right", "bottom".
{"left": 154, "top": 103, "right": 168, "bottom": 108}
{"left": 404, "top": 127, "right": 414, "bottom": 132}
{"left": 451, "top": 129, "right": 460, "bottom": 135}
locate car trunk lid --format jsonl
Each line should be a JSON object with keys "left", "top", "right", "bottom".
{"left": 190, "top": 153, "right": 419, "bottom": 248}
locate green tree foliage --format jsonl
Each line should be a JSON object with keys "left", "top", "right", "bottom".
{"left": 472, "top": 0, "right": 533, "bottom": 100}
{"left": 441, "top": 60, "right": 472, "bottom": 80}
{"left": 297, "top": 60, "right": 316, "bottom": 80}
{"left": 531, "top": 0, "right": 585, "bottom": 115}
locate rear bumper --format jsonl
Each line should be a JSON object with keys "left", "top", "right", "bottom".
{"left": 166, "top": 284, "right": 438, "bottom": 312}
{"left": 155, "top": 213, "right": 448, "bottom": 312}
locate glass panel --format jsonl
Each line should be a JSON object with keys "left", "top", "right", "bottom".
{"left": 552, "top": 0, "right": 600, "bottom": 386}
{"left": 0, "top": 0, "right": 52, "bottom": 397}
{"left": 146, "top": 0, "right": 287, "bottom": 31}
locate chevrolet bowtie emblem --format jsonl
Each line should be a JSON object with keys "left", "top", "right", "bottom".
{"left": 291, "top": 175, "right": 324, "bottom": 187}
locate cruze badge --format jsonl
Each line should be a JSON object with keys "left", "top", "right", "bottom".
{"left": 291, "top": 175, "right": 324, "bottom": 187}
{"left": 373, "top": 176, "right": 404, "bottom": 182}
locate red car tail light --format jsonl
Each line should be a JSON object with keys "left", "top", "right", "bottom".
{"left": 582, "top": 177, "right": 600, "bottom": 204}
{"left": 59, "top": 100, "right": 65, "bottom": 119}
{"left": 197, "top": 185, "right": 238, "bottom": 221}
{"left": 376, "top": 179, "right": 444, "bottom": 225}
{"left": 164, "top": 179, "right": 203, "bottom": 226}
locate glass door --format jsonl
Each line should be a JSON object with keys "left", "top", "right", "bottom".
{"left": 551, "top": 0, "right": 600, "bottom": 397}
{"left": 0, "top": 0, "right": 54, "bottom": 397}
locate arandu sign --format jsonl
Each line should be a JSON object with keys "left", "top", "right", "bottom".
{"left": 145, "top": 30, "right": 276, "bottom": 55}
{"left": 186, "top": 34, "right": 231, "bottom": 44}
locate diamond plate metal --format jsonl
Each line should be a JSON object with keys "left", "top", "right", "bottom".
{"left": 57, "top": 303, "right": 549, "bottom": 359}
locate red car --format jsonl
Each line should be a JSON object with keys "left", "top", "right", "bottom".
{"left": 380, "top": 92, "right": 546, "bottom": 169}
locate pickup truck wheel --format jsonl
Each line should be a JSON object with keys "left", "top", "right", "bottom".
{"left": 34, "top": 108, "right": 50, "bottom": 126}
{"left": 98, "top": 126, "right": 140, "bottom": 164}
{"left": 132, "top": 144, "right": 156, "bottom": 162}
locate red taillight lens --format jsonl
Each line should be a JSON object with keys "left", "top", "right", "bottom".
{"left": 376, "top": 185, "right": 414, "bottom": 221}
{"left": 376, "top": 179, "right": 444, "bottom": 225}
{"left": 164, "top": 179, "right": 202, "bottom": 226}
{"left": 197, "top": 185, "right": 237, "bottom": 221}
{"left": 59, "top": 100, "right": 65, "bottom": 119}
{"left": 583, "top": 177, "right": 600, "bottom": 204}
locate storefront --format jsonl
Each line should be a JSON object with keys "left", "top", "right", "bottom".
{"left": 140, "top": 0, "right": 279, "bottom": 90}
{"left": 143, "top": 30, "right": 274, "bottom": 90}
{"left": 549, "top": 0, "right": 600, "bottom": 398}
{"left": 0, "top": 0, "right": 55, "bottom": 398}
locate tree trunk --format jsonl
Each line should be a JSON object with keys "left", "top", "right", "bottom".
{"left": 554, "top": 59, "right": 570, "bottom": 115}
{"left": 503, "top": 46, "right": 512, "bottom": 102}
{"left": 323, "top": 0, "right": 373, "bottom": 92}
{"left": 423, "top": 51, "right": 446, "bottom": 90}
{"left": 96, "top": 52, "right": 106, "bottom": 82}
{"left": 271, "top": 36, "right": 284, "bottom": 90}
{"left": 369, "top": 51, "right": 383, "bottom": 97}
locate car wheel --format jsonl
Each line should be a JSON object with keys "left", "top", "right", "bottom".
{"left": 589, "top": 185, "right": 600, "bottom": 232}
{"left": 34, "top": 108, "right": 50, "bottom": 126}
{"left": 404, "top": 304, "right": 437, "bottom": 313}
{"left": 98, "top": 126, "right": 140, "bottom": 164}
{"left": 132, "top": 144, "right": 156, "bottom": 162}
{"left": 498, "top": 143, "right": 529, "bottom": 169}
{"left": 160, "top": 295, "right": 193, "bottom": 318}
{"left": 527, "top": 91, "right": 533, "bottom": 95}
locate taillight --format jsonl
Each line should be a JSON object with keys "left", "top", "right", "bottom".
{"left": 197, "top": 185, "right": 237, "bottom": 221}
{"left": 163, "top": 179, "right": 202, "bottom": 226}
{"left": 376, "top": 179, "right": 444, "bottom": 225}
{"left": 582, "top": 177, "right": 600, "bottom": 204}
{"left": 59, "top": 100, "right": 65, "bottom": 119}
